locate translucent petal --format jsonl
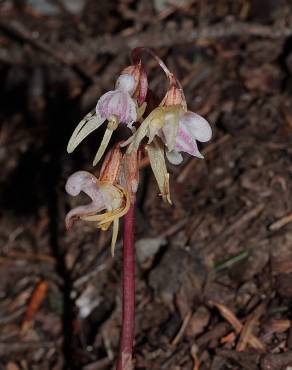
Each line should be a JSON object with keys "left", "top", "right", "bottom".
{"left": 127, "top": 118, "right": 149, "bottom": 153}
{"left": 92, "top": 128, "right": 114, "bottom": 166}
{"left": 128, "top": 107, "right": 164, "bottom": 152}
{"left": 67, "top": 110, "right": 105, "bottom": 153}
{"left": 111, "top": 218, "right": 119, "bottom": 257}
{"left": 115, "top": 74, "right": 135, "bottom": 94}
{"left": 166, "top": 150, "right": 183, "bottom": 165}
{"left": 175, "top": 131, "right": 204, "bottom": 158}
{"left": 162, "top": 109, "right": 180, "bottom": 151}
{"left": 136, "top": 102, "right": 147, "bottom": 122}
{"left": 96, "top": 90, "right": 137, "bottom": 125}
{"left": 147, "top": 139, "right": 171, "bottom": 204}
{"left": 65, "top": 172, "right": 107, "bottom": 229}
{"left": 179, "top": 111, "right": 212, "bottom": 142}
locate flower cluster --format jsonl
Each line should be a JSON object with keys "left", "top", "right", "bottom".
{"left": 65, "top": 48, "right": 212, "bottom": 254}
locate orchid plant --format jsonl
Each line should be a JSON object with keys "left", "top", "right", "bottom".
{"left": 65, "top": 48, "right": 212, "bottom": 370}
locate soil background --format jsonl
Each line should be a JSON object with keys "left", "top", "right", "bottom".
{"left": 1, "top": 1, "right": 292, "bottom": 369}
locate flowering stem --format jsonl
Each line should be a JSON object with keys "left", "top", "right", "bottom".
{"left": 132, "top": 47, "right": 173, "bottom": 80}
{"left": 116, "top": 203, "right": 135, "bottom": 370}
{"left": 131, "top": 47, "right": 187, "bottom": 107}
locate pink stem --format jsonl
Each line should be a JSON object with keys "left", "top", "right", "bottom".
{"left": 116, "top": 203, "right": 135, "bottom": 370}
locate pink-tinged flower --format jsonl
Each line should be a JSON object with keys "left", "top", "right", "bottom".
{"left": 65, "top": 147, "right": 130, "bottom": 255}
{"left": 67, "top": 73, "right": 138, "bottom": 165}
{"left": 128, "top": 83, "right": 212, "bottom": 165}
{"left": 127, "top": 81, "right": 211, "bottom": 202}
{"left": 96, "top": 74, "right": 137, "bottom": 126}
{"left": 164, "top": 111, "right": 212, "bottom": 164}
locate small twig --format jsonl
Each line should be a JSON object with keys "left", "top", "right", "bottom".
{"left": 269, "top": 213, "right": 292, "bottom": 231}
{"left": 211, "top": 301, "right": 266, "bottom": 351}
{"left": 0, "top": 20, "right": 71, "bottom": 66}
{"left": 190, "top": 344, "right": 200, "bottom": 370}
{"left": 21, "top": 280, "right": 49, "bottom": 334}
{"left": 236, "top": 303, "right": 266, "bottom": 352}
{"left": 0, "top": 19, "right": 93, "bottom": 81}
{"left": 0, "top": 341, "right": 56, "bottom": 355}
{"left": 77, "top": 21, "right": 292, "bottom": 57}
{"left": 171, "top": 311, "right": 192, "bottom": 346}
{"left": 2, "top": 21, "right": 292, "bottom": 67}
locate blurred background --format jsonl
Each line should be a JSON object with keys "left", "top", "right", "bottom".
{"left": 1, "top": 0, "right": 292, "bottom": 369}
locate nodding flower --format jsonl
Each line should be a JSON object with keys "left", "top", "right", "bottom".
{"left": 65, "top": 147, "right": 130, "bottom": 256}
{"left": 129, "top": 82, "right": 212, "bottom": 164}
{"left": 67, "top": 62, "right": 148, "bottom": 166}
{"left": 127, "top": 78, "right": 212, "bottom": 203}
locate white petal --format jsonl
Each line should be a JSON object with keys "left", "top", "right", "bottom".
{"left": 162, "top": 110, "right": 180, "bottom": 151}
{"left": 67, "top": 111, "right": 105, "bottom": 153}
{"left": 166, "top": 150, "right": 183, "bottom": 165}
{"left": 179, "top": 111, "right": 212, "bottom": 142}
{"left": 115, "top": 74, "right": 135, "bottom": 94}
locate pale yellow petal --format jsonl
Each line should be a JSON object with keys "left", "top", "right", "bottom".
{"left": 162, "top": 109, "right": 179, "bottom": 151}
{"left": 136, "top": 102, "right": 147, "bottom": 121}
{"left": 127, "top": 119, "right": 149, "bottom": 153}
{"left": 147, "top": 138, "right": 171, "bottom": 204}
{"left": 148, "top": 117, "right": 164, "bottom": 144}
{"left": 67, "top": 109, "right": 105, "bottom": 153}
{"left": 81, "top": 213, "right": 111, "bottom": 222}
{"left": 80, "top": 187, "right": 130, "bottom": 227}
{"left": 92, "top": 128, "right": 114, "bottom": 166}
{"left": 98, "top": 190, "right": 130, "bottom": 226}
{"left": 111, "top": 218, "right": 119, "bottom": 257}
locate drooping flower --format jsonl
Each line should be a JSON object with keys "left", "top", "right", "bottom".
{"left": 170, "top": 111, "right": 212, "bottom": 163}
{"left": 67, "top": 62, "right": 147, "bottom": 166}
{"left": 126, "top": 78, "right": 211, "bottom": 203}
{"left": 129, "top": 83, "right": 212, "bottom": 164}
{"left": 65, "top": 146, "right": 130, "bottom": 256}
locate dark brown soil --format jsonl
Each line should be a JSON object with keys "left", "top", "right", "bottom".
{"left": 1, "top": 1, "right": 292, "bottom": 369}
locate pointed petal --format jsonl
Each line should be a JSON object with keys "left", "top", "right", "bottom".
{"left": 166, "top": 150, "right": 183, "bottom": 165}
{"left": 67, "top": 110, "right": 105, "bottom": 153}
{"left": 92, "top": 128, "right": 114, "bottom": 166}
{"left": 161, "top": 109, "right": 180, "bottom": 151}
{"left": 146, "top": 139, "right": 171, "bottom": 204}
{"left": 127, "top": 118, "right": 149, "bottom": 153}
{"left": 136, "top": 102, "right": 147, "bottom": 122}
{"left": 111, "top": 218, "right": 119, "bottom": 257}
{"left": 128, "top": 107, "right": 164, "bottom": 152}
{"left": 179, "top": 111, "right": 212, "bottom": 142}
{"left": 148, "top": 117, "right": 164, "bottom": 144}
